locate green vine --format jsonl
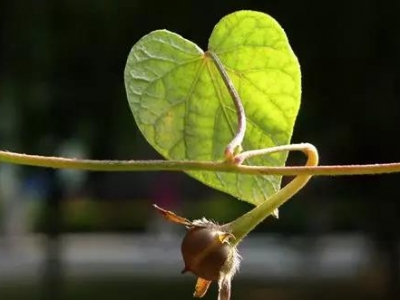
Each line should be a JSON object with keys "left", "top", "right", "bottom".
{"left": 1, "top": 149, "right": 400, "bottom": 176}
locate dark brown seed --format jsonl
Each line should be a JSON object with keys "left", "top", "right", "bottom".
{"left": 181, "top": 226, "right": 231, "bottom": 281}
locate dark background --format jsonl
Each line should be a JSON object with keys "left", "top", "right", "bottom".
{"left": 0, "top": 1, "right": 399, "bottom": 300}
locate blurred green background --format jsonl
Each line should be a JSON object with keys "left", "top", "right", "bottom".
{"left": 0, "top": 1, "right": 400, "bottom": 299}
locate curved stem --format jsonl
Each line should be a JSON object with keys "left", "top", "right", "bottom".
{"left": 2, "top": 149, "right": 400, "bottom": 176}
{"left": 207, "top": 51, "right": 246, "bottom": 161}
{"left": 235, "top": 143, "right": 312, "bottom": 165}
{"left": 223, "top": 143, "right": 319, "bottom": 245}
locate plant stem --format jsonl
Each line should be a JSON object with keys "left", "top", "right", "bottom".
{"left": 224, "top": 143, "right": 319, "bottom": 244}
{"left": 1, "top": 149, "right": 400, "bottom": 176}
{"left": 206, "top": 51, "right": 246, "bottom": 161}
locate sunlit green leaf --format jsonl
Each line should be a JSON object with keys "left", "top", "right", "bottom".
{"left": 124, "top": 10, "right": 301, "bottom": 205}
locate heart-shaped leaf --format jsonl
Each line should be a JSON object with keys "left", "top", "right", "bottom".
{"left": 124, "top": 10, "right": 301, "bottom": 205}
